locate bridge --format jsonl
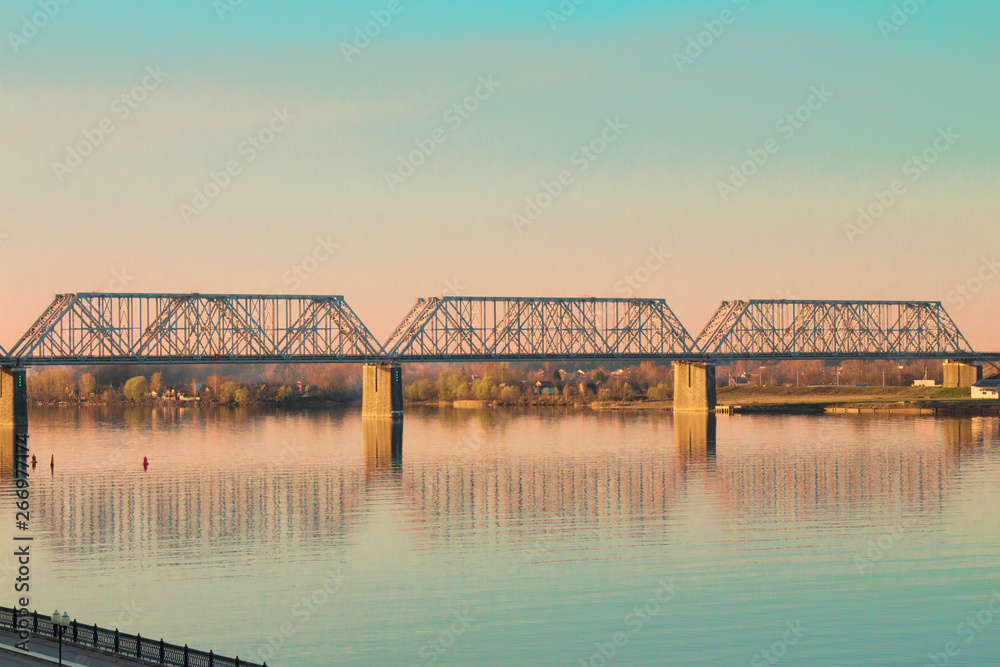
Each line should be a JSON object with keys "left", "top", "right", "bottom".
{"left": 0, "top": 293, "right": 996, "bottom": 425}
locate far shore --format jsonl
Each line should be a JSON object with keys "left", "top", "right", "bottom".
{"left": 406, "top": 386, "right": 1000, "bottom": 415}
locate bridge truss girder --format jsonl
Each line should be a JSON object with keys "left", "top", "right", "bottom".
{"left": 695, "top": 300, "right": 976, "bottom": 360}
{"left": 7, "top": 293, "right": 382, "bottom": 365}
{"left": 382, "top": 297, "right": 696, "bottom": 362}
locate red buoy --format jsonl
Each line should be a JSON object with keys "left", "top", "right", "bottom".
{"left": 142, "top": 456, "right": 149, "bottom": 470}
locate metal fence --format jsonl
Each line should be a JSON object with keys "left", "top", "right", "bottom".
{"left": 0, "top": 606, "right": 266, "bottom": 667}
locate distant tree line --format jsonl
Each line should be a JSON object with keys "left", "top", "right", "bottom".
{"left": 25, "top": 364, "right": 360, "bottom": 406}
{"left": 24, "top": 359, "right": 949, "bottom": 406}
{"left": 401, "top": 359, "right": 950, "bottom": 405}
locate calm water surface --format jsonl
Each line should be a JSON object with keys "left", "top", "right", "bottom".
{"left": 2, "top": 406, "right": 999, "bottom": 666}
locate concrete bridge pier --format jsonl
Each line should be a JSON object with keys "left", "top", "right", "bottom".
{"left": 943, "top": 360, "right": 982, "bottom": 388}
{"left": 672, "top": 361, "right": 717, "bottom": 412}
{"left": 0, "top": 368, "right": 29, "bottom": 479}
{"left": 0, "top": 369, "right": 28, "bottom": 428}
{"left": 362, "top": 363, "right": 404, "bottom": 418}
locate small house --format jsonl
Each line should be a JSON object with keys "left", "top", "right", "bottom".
{"left": 534, "top": 380, "right": 557, "bottom": 395}
{"left": 971, "top": 378, "right": 1000, "bottom": 400}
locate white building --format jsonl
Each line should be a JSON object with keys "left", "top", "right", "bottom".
{"left": 971, "top": 378, "right": 1000, "bottom": 400}
{"left": 913, "top": 379, "right": 938, "bottom": 387}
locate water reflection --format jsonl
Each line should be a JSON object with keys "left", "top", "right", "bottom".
{"left": 362, "top": 418, "right": 403, "bottom": 472}
{"left": 673, "top": 412, "right": 717, "bottom": 464}
{"left": 8, "top": 410, "right": 999, "bottom": 566}
{"left": 0, "top": 426, "right": 29, "bottom": 478}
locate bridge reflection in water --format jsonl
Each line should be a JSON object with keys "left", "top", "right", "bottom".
{"left": 2, "top": 412, "right": 994, "bottom": 561}
{"left": 363, "top": 419, "right": 403, "bottom": 471}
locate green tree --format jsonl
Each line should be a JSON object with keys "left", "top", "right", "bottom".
{"left": 218, "top": 381, "right": 239, "bottom": 404}
{"left": 234, "top": 387, "right": 252, "bottom": 405}
{"left": 27, "top": 368, "right": 75, "bottom": 403}
{"left": 123, "top": 376, "right": 150, "bottom": 402}
{"left": 471, "top": 377, "right": 500, "bottom": 400}
{"left": 404, "top": 379, "right": 438, "bottom": 402}
{"left": 436, "top": 370, "right": 470, "bottom": 401}
{"left": 78, "top": 372, "right": 97, "bottom": 397}
{"left": 499, "top": 385, "right": 521, "bottom": 404}
{"left": 149, "top": 372, "right": 163, "bottom": 394}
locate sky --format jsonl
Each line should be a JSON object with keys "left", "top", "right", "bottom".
{"left": 0, "top": 0, "right": 997, "bottom": 348}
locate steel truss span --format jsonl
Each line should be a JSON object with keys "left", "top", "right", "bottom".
{"left": 695, "top": 300, "right": 976, "bottom": 361}
{"left": 7, "top": 293, "right": 382, "bottom": 366}
{"left": 1, "top": 294, "right": 995, "bottom": 366}
{"left": 382, "top": 297, "right": 696, "bottom": 361}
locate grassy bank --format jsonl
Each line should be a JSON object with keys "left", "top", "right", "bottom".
{"left": 717, "top": 385, "right": 971, "bottom": 405}
{"left": 405, "top": 385, "right": 994, "bottom": 414}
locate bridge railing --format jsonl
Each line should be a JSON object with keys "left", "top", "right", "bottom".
{"left": 0, "top": 606, "right": 266, "bottom": 667}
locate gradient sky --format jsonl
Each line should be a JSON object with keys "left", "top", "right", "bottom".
{"left": 0, "top": 0, "right": 997, "bottom": 347}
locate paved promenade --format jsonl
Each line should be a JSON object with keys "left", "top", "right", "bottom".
{"left": 0, "top": 628, "right": 148, "bottom": 666}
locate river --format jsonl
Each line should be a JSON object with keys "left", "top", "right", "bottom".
{"left": 2, "top": 406, "right": 999, "bottom": 665}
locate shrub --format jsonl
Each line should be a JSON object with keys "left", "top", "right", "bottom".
{"left": 647, "top": 383, "right": 671, "bottom": 402}
{"left": 276, "top": 386, "right": 297, "bottom": 403}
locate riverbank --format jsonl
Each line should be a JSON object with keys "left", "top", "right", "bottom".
{"left": 406, "top": 386, "right": 1000, "bottom": 416}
